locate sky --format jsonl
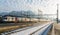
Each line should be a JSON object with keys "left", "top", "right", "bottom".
{"left": 0, "top": 0, "right": 60, "bottom": 19}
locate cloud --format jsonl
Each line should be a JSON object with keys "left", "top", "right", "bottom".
{"left": 0, "top": 0, "right": 59, "bottom": 14}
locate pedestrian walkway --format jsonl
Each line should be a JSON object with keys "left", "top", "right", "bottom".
{"left": 54, "top": 23, "right": 60, "bottom": 35}
{"left": 48, "top": 23, "right": 60, "bottom": 35}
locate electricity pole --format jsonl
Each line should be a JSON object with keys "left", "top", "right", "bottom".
{"left": 38, "top": 9, "right": 42, "bottom": 22}
{"left": 57, "top": 4, "right": 59, "bottom": 24}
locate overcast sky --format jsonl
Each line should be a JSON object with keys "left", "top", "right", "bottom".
{"left": 0, "top": 0, "right": 60, "bottom": 19}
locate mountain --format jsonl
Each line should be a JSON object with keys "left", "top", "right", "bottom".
{"left": 8, "top": 10, "right": 36, "bottom": 18}
{"left": 0, "top": 11, "right": 42, "bottom": 18}
{"left": 0, "top": 12, "right": 9, "bottom": 16}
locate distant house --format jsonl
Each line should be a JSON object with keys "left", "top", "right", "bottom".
{"left": 2, "top": 15, "right": 31, "bottom": 22}
{"left": 2, "top": 15, "right": 16, "bottom": 22}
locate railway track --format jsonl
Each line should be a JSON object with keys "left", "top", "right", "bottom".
{"left": 0, "top": 22, "right": 53, "bottom": 35}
